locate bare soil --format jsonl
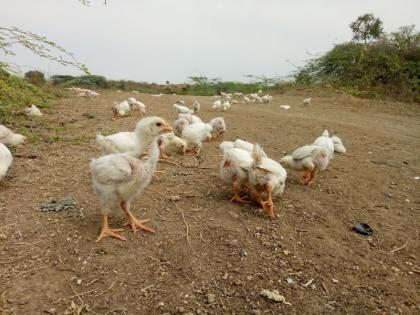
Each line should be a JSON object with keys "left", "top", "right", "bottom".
{"left": 1, "top": 90, "right": 419, "bottom": 315}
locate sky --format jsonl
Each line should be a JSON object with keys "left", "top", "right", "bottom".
{"left": 1, "top": 0, "right": 419, "bottom": 83}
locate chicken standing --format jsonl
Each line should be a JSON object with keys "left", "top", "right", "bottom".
{"left": 90, "top": 117, "right": 172, "bottom": 242}
{"left": 280, "top": 145, "right": 329, "bottom": 185}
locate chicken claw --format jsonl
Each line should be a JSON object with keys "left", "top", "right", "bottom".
{"left": 96, "top": 213, "right": 126, "bottom": 242}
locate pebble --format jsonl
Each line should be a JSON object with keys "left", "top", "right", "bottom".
{"left": 332, "top": 278, "right": 339, "bottom": 284}
{"left": 171, "top": 195, "right": 181, "bottom": 202}
{"left": 206, "top": 293, "right": 216, "bottom": 304}
{"left": 251, "top": 310, "right": 261, "bottom": 315}
{"left": 0, "top": 233, "right": 7, "bottom": 240}
{"left": 286, "top": 277, "right": 295, "bottom": 285}
{"left": 45, "top": 308, "right": 56, "bottom": 314}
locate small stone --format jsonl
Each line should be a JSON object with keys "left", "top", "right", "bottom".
{"left": 178, "top": 306, "right": 185, "bottom": 313}
{"left": 332, "top": 278, "right": 339, "bottom": 284}
{"left": 222, "top": 273, "right": 228, "bottom": 280}
{"left": 171, "top": 195, "right": 181, "bottom": 202}
{"left": 251, "top": 310, "right": 261, "bottom": 315}
{"left": 45, "top": 308, "right": 56, "bottom": 314}
{"left": 286, "top": 277, "right": 295, "bottom": 285}
{"left": 76, "top": 279, "right": 82, "bottom": 285}
{"left": 0, "top": 233, "right": 7, "bottom": 240}
{"left": 206, "top": 293, "right": 216, "bottom": 304}
{"left": 384, "top": 192, "right": 393, "bottom": 198}
{"left": 246, "top": 276, "right": 253, "bottom": 281}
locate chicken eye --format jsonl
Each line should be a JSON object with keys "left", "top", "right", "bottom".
{"left": 156, "top": 122, "right": 162, "bottom": 127}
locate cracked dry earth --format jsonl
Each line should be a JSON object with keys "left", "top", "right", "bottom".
{"left": 0, "top": 90, "right": 419, "bottom": 314}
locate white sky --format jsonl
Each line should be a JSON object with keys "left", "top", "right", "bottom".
{"left": 1, "top": 0, "right": 419, "bottom": 83}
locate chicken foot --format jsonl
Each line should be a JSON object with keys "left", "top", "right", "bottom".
{"left": 120, "top": 201, "right": 155, "bottom": 234}
{"left": 230, "top": 181, "right": 249, "bottom": 203}
{"left": 95, "top": 213, "right": 126, "bottom": 243}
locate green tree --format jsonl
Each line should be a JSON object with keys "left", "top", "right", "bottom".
{"left": 350, "top": 13, "right": 384, "bottom": 44}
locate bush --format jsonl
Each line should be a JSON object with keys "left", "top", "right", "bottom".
{"left": 24, "top": 70, "right": 45, "bottom": 86}
{"left": 0, "top": 67, "right": 55, "bottom": 122}
{"left": 295, "top": 24, "right": 420, "bottom": 102}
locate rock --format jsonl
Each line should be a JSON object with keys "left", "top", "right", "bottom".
{"left": 332, "top": 278, "right": 339, "bottom": 284}
{"left": 206, "top": 293, "right": 216, "bottom": 304}
{"left": 259, "top": 290, "right": 291, "bottom": 304}
{"left": 384, "top": 192, "right": 393, "bottom": 198}
{"left": 171, "top": 195, "right": 181, "bottom": 202}
{"left": 286, "top": 277, "right": 295, "bottom": 285}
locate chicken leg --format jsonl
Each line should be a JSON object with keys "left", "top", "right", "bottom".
{"left": 120, "top": 201, "right": 155, "bottom": 234}
{"left": 230, "top": 181, "right": 249, "bottom": 203}
{"left": 96, "top": 213, "right": 126, "bottom": 243}
{"left": 251, "top": 187, "right": 274, "bottom": 219}
{"left": 159, "top": 146, "right": 169, "bottom": 159}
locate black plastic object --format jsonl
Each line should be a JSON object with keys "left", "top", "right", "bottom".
{"left": 353, "top": 223, "right": 373, "bottom": 235}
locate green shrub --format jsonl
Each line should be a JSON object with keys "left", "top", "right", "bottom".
{"left": 24, "top": 70, "right": 45, "bottom": 86}
{"left": 0, "top": 67, "right": 55, "bottom": 123}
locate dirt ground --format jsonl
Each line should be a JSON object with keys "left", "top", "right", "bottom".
{"left": 1, "top": 90, "right": 419, "bottom": 315}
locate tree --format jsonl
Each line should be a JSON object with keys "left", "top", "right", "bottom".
{"left": 0, "top": 26, "right": 88, "bottom": 73}
{"left": 350, "top": 13, "right": 384, "bottom": 44}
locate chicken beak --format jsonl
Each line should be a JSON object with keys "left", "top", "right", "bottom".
{"left": 162, "top": 124, "right": 173, "bottom": 133}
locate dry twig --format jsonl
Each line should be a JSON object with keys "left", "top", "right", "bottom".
{"left": 390, "top": 241, "right": 408, "bottom": 254}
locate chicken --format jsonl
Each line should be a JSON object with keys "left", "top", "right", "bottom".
{"left": 158, "top": 132, "right": 187, "bottom": 158}
{"left": 96, "top": 132, "right": 136, "bottom": 155}
{"left": 0, "top": 143, "right": 12, "bottom": 180}
{"left": 212, "top": 100, "right": 222, "bottom": 110}
{"left": 262, "top": 95, "right": 273, "bottom": 103}
{"left": 178, "top": 113, "right": 202, "bottom": 124}
{"left": 280, "top": 145, "right": 329, "bottom": 185}
{"left": 303, "top": 97, "right": 312, "bottom": 105}
{"left": 174, "top": 118, "right": 190, "bottom": 137}
{"left": 243, "top": 96, "right": 251, "bottom": 104}
{"left": 181, "top": 122, "right": 212, "bottom": 155}
{"left": 127, "top": 97, "right": 146, "bottom": 115}
{"left": 90, "top": 117, "right": 172, "bottom": 242}
{"left": 222, "top": 101, "right": 231, "bottom": 111}
{"left": 220, "top": 139, "right": 268, "bottom": 157}
{"left": 111, "top": 100, "right": 131, "bottom": 120}
{"left": 248, "top": 144, "right": 287, "bottom": 218}
{"left": 219, "top": 146, "right": 253, "bottom": 203}
{"left": 192, "top": 100, "right": 200, "bottom": 113}
{"left": 313, "top": 130, "right": 335, "bottom": 160}
{"left": 331, "top": 135, "right": 346, "bottom": 153}
{"left": 173, "top": 104, "right": 194, "bottom": 115}
{"left": 209, "top": 117, "right": 226, "bottom": 140}
{"left": 25, "top": 105, "right": 42, "bottom": 117}
{"left": 0, "top": 125, "right": 25, "bottom": 146}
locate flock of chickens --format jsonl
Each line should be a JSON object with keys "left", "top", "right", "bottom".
{"left": 0, "top": 90, "right": 346, "bottom": 243}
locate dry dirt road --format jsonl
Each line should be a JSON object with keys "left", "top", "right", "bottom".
{"left": 1, "top": 90, "right": 419, "bottom": 314}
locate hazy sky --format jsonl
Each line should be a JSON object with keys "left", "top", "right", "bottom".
{"left": 1, "top": 0, "right": 419, "bottom": 83}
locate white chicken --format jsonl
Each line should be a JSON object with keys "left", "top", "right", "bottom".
{"left": 262, "top": 95, "right": 273, "bottom": 103}
{"left": 25, "top": 105, "right": 42, "bottom": 117}
{"left": 173, "top": 104, "right": 194, "bottom": 115}
{"left": 173, "top": 118, "right": 190, "bottom": 137}
{"left": 96, "top": 132, "right": 135, "bottom": 155}
{"left": 192, "top": 101, "right": 200, "bottom": 113}
{"left": 158, "top": 132, "right": 187, "bottom": 159}
{"left": 331, "top": 135, "right": 346, "bottom": 153}
{"left": 303, "top": 97, "right": 312, "bottom": 105}
{"left": 127, "top": 97, "right": 146, "bottom": 115}
{"left": 209, "top": 117, "right": 226, "bottom": 140}
{"left": 248, "top": 144, "right": 287, "bottom": 218}
{"left": 178, "top": 113, "right": 202, "bottom": 124}
{"left": 0, "top": 143, "right": 12, "bottom": 180}
{"left": 219, "top": 146, "right": 253, "bottom": 203}
{"left": 280, "top": 145, "right": 329, "bottom": 185}
{"left": 220, "top": 139, "right": 268, "bottom": 157}
{"left": 111, "top": 100, "right": 131, "bottom": 120}
{"left": 222, "top": 101, "right": 231, "bottom": 111}
{"left": 243, "top": 96, "right": 251, "bottom": 104}
{"left": 90, "top": 116, "right": 172, "bottom": 242}
{"left": 313, "top": 130, "right": 335, "bottom": 160}
{"left": 0, "top": 125, "right": 25, "bottom": 146}
{"left": 212, "top": 100, "right": 222, "bottom": 110}
{"left": 181, "top": 122, "right": 213, "bottom": 155}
